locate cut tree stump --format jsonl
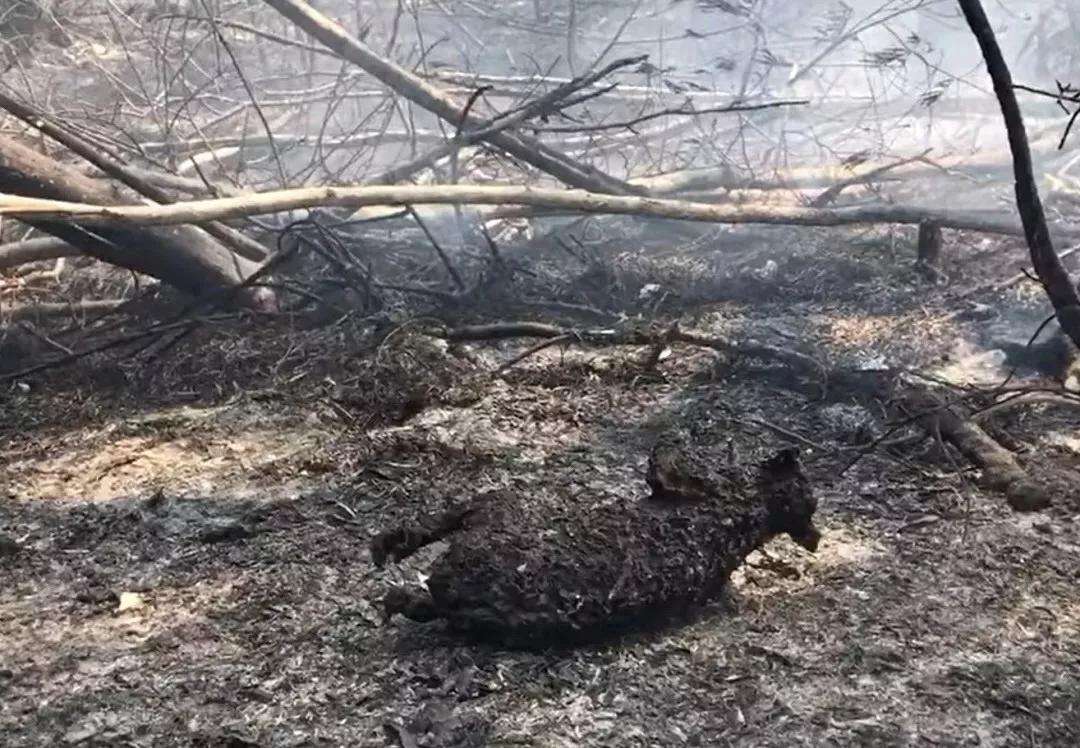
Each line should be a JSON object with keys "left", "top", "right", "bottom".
{"left": 916, "top": 221, "right": 946, "bottom": 282}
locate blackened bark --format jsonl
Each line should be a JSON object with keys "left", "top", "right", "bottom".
{"left": 917, "top": 222, "right": 942, "bottom": 266}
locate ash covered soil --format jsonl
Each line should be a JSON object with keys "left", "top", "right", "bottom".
{"left": 2, "top": 225, "right": 1080, "bottom": 746}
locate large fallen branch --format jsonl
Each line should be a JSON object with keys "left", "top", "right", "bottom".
{"left": 4, "top": 184, "right": 1078, "bottom": 242}
{"left": 260, "top": 0, "right": 639, "bottom": 195}
{"left": 0, "top": 92, "right": 268, "bottom": 262}
{"left": 816, "top": 369, "right": 1054, "bottom": 511}
{"left": 898, "top": 387, "right": 1049, "bottom": 511}
{"left": 631, "top": 146, "right": 1064, "bottom": 196}
{"left": 0, "top": 236, "right": 77, "bottom": 270}
{"left": 114, "top": 166, "right": 246, "bottom": 199}
{"left": 0, "top": 135, "right": 266, "bottom": 304}
{"left": 3, "top": 299, "right": 125, "bottom": 324}
{"left": 959, "top": 0, "right": 1080, "bottom": 348}
{"left": 140, "top": 119, "right": 688, "bottom": 187}
{"left": 137, "top": 130, "right": 456, "bottom": 155}
{"left": 441, "top": 321, "right": 820, "bottom": 373}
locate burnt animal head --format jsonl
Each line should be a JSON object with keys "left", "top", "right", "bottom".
{"left": 758, "top": 447, "right": 820, "bottom": 552}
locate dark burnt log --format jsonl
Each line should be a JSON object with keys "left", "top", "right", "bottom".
{"left": 746, "top": 366, "right": 1052, "bottom": 511}
{"left": 0, "top": 135, "right": 269, "bottom": 307}
{"left": 897, "top": 388, "right": 1050, "bottom": 511}
{"left": 371, "top": 438, "right": 819, "bottom": 649}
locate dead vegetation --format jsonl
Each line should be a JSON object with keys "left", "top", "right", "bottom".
{"left": 4, "top": 220, "right": 1080, "bottom": 746}
{"left": 3, "top": 0, "right": 1080, "bottom": 746}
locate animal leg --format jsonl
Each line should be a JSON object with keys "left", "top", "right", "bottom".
{"left": 370, "top": 505, "right": 473, "bottom": 567}
{"left": 383, "top": 585, "right": 439, "bottom": 623}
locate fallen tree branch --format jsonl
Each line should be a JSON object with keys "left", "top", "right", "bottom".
{"left": 5, "top": 184, "right": 1079, "bottom": 242}
{"left": 3, "top": 299, "right": 125, "bottom": 323}
{"left": 135, "top": 130, "right": 451, "bottom": 155}
{"left": 0, "top": 135, "right": 267, "bottom": 305}
{"left": 439, "top": 321, "right": 821, "bottom": 374}
{"left": 810, "top": 150, "right": 932, "bottom": 208}
{"left": 0, "top": 236, "right": 77, "bottom": 269}
{"left": 898, "top": 387, "right": 1049, "bottom": 511}
{"left": 425, "top": 69, "right": 794, "bottom": 102}
{"left": 111, "top": 166, "right": 246, "bottom": 198}
{"left": 630, "top": 142, "right": 1063, "bottom": 196}
{"left": 0, "top": 91, "right": 268, "bottom": 261}
{"left": 136, "top": 122, "right": 678, "bottom": 169}
{"left": 494, "top": 333, "right": 575, "bottom": 373}
{"left": 0, "top": 224, "right": 312, "bottom": 382}
{"left": 971, "top": 391, "right": 1080, "bottom": 421}
{"left": 813, "top": 368, "right": 1054, "bottom": 511}
{"left": 0, "top": 312, "right": 238, "bottom": 382}
{"left": 528, "top": 98, "right": 809, "bottom": 134}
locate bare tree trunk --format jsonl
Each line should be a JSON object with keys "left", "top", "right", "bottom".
{"left": 959, "top": 0, "right": 1080, "bottom": 347}
{"left": 0, "top": 135, "right": 268, "bottom": 305}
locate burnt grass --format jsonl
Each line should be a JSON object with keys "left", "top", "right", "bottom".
{"left": 2, "top": 224, "right": 1080, "bottom": 746}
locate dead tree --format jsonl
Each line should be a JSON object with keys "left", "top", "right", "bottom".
{"left": 959, "top": 0, "right": 1080, "bottom": 348}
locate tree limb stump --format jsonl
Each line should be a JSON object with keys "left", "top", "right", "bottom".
{"left": 917, "top": 222, "right": 943, "bottom": 266}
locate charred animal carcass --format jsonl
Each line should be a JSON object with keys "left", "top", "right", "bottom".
{"left": 371, "top": 435, "right": 820, "bottom": 648}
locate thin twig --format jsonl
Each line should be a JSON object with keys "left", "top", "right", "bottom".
{"left": 495, "top": 334, "right": 575, "bottom": 373}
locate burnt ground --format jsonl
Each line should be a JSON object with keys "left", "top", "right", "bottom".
{"left": 2, "top": 223, "right": 1080, "bottom": 746}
